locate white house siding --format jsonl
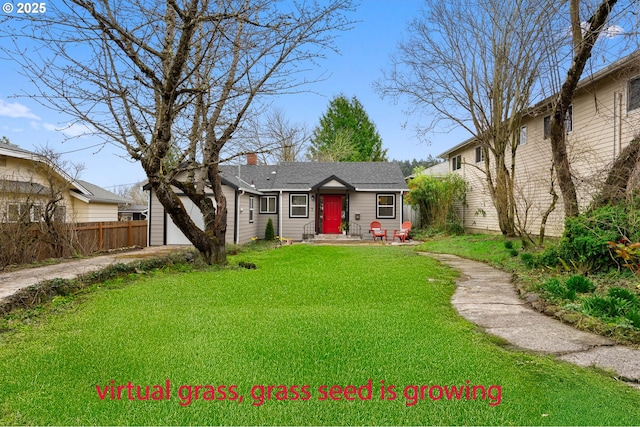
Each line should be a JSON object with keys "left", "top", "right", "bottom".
{"left": 72, "top": 201, "right": 119, "bottom": 223}
{"left": 448, "top": 60, "right": 640, "bottom": 237}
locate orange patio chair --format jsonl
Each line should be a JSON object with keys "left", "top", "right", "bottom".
{"left": 393, "top": 221, "right": 412, "bottom": 243}
{"left": 369, "top": 220, "right": 387, "bottom": 241}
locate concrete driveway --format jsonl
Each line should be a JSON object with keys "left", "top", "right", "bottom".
{"left": 0, "top": 246, "right": 190, "bottom": 301}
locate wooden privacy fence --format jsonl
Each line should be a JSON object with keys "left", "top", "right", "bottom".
{"left": 74, "top": 220, "right": 148, "bottom": 252}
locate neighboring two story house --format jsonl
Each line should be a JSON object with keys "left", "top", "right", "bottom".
{"left": 0, "top": 142, "right": 132, "bottom": 223}
{"left": 438, "top": 50, "right": 640, "bottom": 237}
{"left": 147, "top": 159, "right": 409, "bottom": 245}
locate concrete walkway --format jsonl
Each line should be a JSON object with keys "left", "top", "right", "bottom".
{"left": 423, "top": 252, "right": 640, "bottom": 388}
{"left": 0, "top": 246, "right": 189, "bottom": 301}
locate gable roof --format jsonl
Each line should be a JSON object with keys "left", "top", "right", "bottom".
{"left": 73, "top": 180, "right": 133, "bottom": 204}
{"left": 219, "top": 162, "right": 408, "bottom": 192}
{"left": 0, "top": 142, "right": 132, "bottom": 205}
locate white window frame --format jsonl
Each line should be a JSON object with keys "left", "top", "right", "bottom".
{"left": 519, "top": 126, "right": 527, "bottom": 145}
{"left": 544, "top": 107, "right": 572, "bottom": 139}
{"left": 451, "top": 154, "right": 462, "bottom": 171}
{"left": 249, "top": 196, "right": 254, "bottom": 223}
{"left": 259, "top": 195, "right": 277, "bottom": 214}
{"left": 376, "top": 193, "right": 396, "bottom": 219}
{"left": 628, "top": 76, "right": 640, "bottom": 112}
{"left": 289, "top": 194, "right": 308, "bottom": 218}
{"left": 475, "top": 146, "right": 484, "bottom": 163}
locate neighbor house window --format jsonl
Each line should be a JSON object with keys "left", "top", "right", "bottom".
{"left": 544, "top": 107, "right": 572, "bottom": 139}
{"left": 628, "top": 76, "right": 640, "bottom": 111}
{"left": 260, "top": 195, "right": 277, "bottom": 214}
{"left": 249, "top": 196, "right": 254, "bottom": 223}
{"left": 543, "top": 115, "right": 551, "bottom": 139}
{"left": 451, "top": 155, "right": 462, "bottom": 171}
{"left": 54, "top": 205, "right": 66, "bottom": 223}
{"left": 5, "top": 203, "right": 42, "bottom": 223}
{"left": 475, "top": 146, "right": 484, "bottom": 163}
{"left": 520, "top": 126, "right": 527, "bottom": 145}
{"left": 7, "top": 203, "right": 21, "bottom": 222}
{"left": 289, "top": 194, "right": 308, "bottom": 218}
{"left": 377, "top": 194, "right": 396, "bottom": 219}
{"left": 565, "top": 105, "right": 573, "bottom": 133}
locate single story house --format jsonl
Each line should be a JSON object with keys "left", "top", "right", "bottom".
{"left": 0, "top": 142, "right": 133, "bottom": 223}
{"left": 147, "top": 160, "right": 409, "bottom": 245}
{"left": 438, "top": 50, "right": 640, "bottom": 237}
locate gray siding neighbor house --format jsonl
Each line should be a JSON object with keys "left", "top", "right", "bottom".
{"left": 147, "top": 161, "right": 409, "bottom": 245}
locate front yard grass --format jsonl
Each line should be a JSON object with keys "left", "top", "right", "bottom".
{"left": 0, "top": 245, "right": 639, "bottom": 425}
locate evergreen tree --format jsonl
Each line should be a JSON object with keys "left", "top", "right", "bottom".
{"left": 307, "top": 95, "right": 387, "bottom": 162}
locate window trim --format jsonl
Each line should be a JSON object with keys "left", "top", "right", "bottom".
{"left": 259, "top": 195, "right": 277, "bottom": 214}
{"left": 289, "top": 193, "right": 308, "bottom": 218}
{"left": 544, "top": 106, "right": 572, "bottom": 139}
{"left": 628, "top": 76, "right": 640, "bottom": 112}
{"left": 376, "top": 193, "right": 396, "bottom": 219}
{"left": 475, "top": 146, "right": 484, "bottom": 163}
{"left": 249, "top": 196, "right": 254, "bottom": 223}
{"left": 451, "top": 154, "right": 462, "bottom": 171}
{"left": 519, "top": 126, "right": 527, "bottom": 145}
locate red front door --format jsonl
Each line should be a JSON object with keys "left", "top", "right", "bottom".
{"left": 322, "top": 195, "right": 343, "bottom": 234}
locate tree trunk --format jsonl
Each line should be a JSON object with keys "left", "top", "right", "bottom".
{"left": 549, "top": 0, "right": 618, "bottom": 218}
{"left": 591, "top": 138, "right": 640, "bottom": 209}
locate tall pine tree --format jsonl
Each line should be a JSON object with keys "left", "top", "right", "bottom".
{"left": 307, "top": 95, "right": 387, "bottom": 162}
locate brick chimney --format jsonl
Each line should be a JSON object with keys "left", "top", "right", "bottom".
{"left": 246, "top": 152, "right": 258, "bottom": 165}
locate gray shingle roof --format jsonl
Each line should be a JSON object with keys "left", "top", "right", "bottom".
{"left": 219, "top": 162, "right": 407, "bottom": 191}
{"left": 75, "top": 180, "right": 133, "bottom": 204}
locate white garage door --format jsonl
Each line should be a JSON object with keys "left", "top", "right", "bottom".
{"left": 166, "top": 197, "right": 205, "bottom": 245}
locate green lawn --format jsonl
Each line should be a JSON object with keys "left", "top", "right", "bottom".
{"left": 0, "top": 245, "right": 639, "bottom": 425}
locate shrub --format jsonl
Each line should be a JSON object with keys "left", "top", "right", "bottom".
{"left": 626, "top": 309, "right": 640, "bottom": 329}
{"left": 555, "top": 204, "right": 639, "bottom": 273}
{"left": 520, "top": 252, "right": 535, "bottom": 268}
{"left": 565, "top": 275, "right": 596, "bottom": 293}
{"left": 607, "top": 287, "right": 639, "bottom": 307}
{"left": 265, "top": 218, "right": 275, "bottom": 241}
{"left": 582, "top": 294, "right": 634, "bottom": 319}
{"left": 543, "top": 278, "right": 576, "bottom": 301}
{"left": 509, "top": 249, "right": 518, "bottom": 257}
{"left": 504, "top": 241, "right": 513, "bottom": 249}
{"left": 537, "top": 245, "right": 561, "bottom": 268}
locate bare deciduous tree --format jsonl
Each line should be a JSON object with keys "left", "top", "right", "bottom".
{"left": 234, "top": 107, "right": 310, "bottom": 164}
{"left": 549, "top": 0, "right": 619, "bottom": 218}
{"left": 1, "top": 0, "right": 354, "bottom": 264}
{"left": 376, "top": 0, "right": 558, "bottom": 236}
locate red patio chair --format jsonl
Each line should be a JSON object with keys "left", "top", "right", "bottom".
{"left": 369, "top": 220, "right": 387, "bottom": 241}
{"left": 393, "top": 221, "right": 412, "bottom": 243}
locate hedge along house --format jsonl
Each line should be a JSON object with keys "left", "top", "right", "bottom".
{"left": 438, "top": 50, "right": 640, "bottom": 237}
{"left": 147, "top": 158, "right": 408, "bottom": 245}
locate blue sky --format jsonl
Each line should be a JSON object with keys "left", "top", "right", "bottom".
{"left": 0, "top": 1, "right": 467, "bottom": 190}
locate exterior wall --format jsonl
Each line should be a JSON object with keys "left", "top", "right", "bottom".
{"left": 280, "top": 191, "right": 315, "bottom": 240}
{"left": 147, "top": 187, "right": 165, "bottom": 246}
{"left": 72, "top": 201, "right": 119, "bottom": 222}
{"left": 347, "top": 191, "right": 404, "bottom": 239}
{"left": 235, "top": 192, "right": 261, "bottom": 243}
{"left": 1, "top": 155, "right": 85, "bottom": 223}
{"left": 447, "top": 63, "right": 640, "bottom": 237}
{"left": 148, "top": 185, "right": 259, "bottom": 245}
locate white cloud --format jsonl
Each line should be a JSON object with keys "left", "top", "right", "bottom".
{"left": 0, "top": 99, "right": 40, "bottom": 120}
{"left": 577, "top": 22, "right": 625, "bottom": 39}
{"left": 602, "top": 25, "right": 624, "bottom": 38}
{"left": 43, "top": 122, "right": 95, "bottom": 138}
